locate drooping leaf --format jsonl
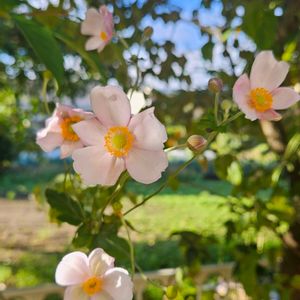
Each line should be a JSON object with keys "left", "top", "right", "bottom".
{"left": 13, "top": 15, "right": 64, "bottom": 87}
{"left": 45, "top": 189, "right": 84, "bottom": 225}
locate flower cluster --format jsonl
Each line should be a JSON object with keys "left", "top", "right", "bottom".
{"left": 35, "top": 6, "right": 300, "bottom": 300}
{"left": 37, "top": 85, "right": 168, "bottom": 186}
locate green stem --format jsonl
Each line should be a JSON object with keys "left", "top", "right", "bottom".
{"left": 121, "top": 216, "right": 135, "bottom": 277}
{"left": 214, "top": 92, "right": 220, "bottom": 125}
{"left": 124, "top": 132, "right": 217, "bottom": 216}
{"left": 98, "top": 173, "right": 129, "bottom": 219}
{"left": 165, "top": 143, "right": 187, "bottom": 152}
{"left": 220, "top": 111, "right": 243, "bottom": 126}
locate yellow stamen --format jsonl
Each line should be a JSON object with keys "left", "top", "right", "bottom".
{"left": 249, "top": 88, "right": 273, "bottom": 112}
{"left": 100, "top": 31, "right": 108, "bottom": 41}
{"left": 82, "top": 277, "right": 102, "bottom": 296}
{"left": 104, "top": 126, "right": 134, "bottom": 157}
{"left": 60, "top": 116, "right": 82, "bottom": 141}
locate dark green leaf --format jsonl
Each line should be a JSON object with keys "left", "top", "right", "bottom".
{"left": 202, "top": 41, "right": 214, "bottom": 60}
{"left": 45, "top": 188, "right": 84, "bottom": 225}
{"left": 13, "top": 15, "right": 64, "bottom": 87}
{"left": 242, "top": 2, "right": 278, "bottom": 49}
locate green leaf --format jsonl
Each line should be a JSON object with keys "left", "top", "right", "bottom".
{"left": 242, "top": 2, "right": 277, "bottom": 49}
{"left": 45, "top": 189, "right": 84, "bottom": 225}
{"left": 13, "top": 15, "right": 64, "bottom": 87}
{"left": 202, "top": 41, "right": 214, "bottom": 60}
{"left": 227, "top": 161, "right": 243, "bottom": 186}
{"left": 72, "top": 223, "right": 94, "bottom": 248}
{"left": 214, "top": 154, "right": 234, "bottom": 180}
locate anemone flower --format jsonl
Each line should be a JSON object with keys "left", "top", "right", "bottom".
{"left": 72, "top": 85, "right": 168, "bottom": 186}
{"left": 55, "top": 248, "right": 133, "bottom": 300}
{"left": 36, "top": 104, "right": 93, "bottom": 158}
{"left": 81, "top": 6, "right": 114, "bottom": 52}
{"left": 233, "top": 51, "right": 300, "bottom": 121}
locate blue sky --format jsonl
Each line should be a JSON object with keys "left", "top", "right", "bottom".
{"left": 2, "top": 0, "right": 257, "bottom": 91}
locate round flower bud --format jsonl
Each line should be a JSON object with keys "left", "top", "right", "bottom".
{"left": 143, "top": 26, "right": 153, "bottom": 39}
{"left": 208, "top": 78, "right": 223, "bottom": 93}
{"left": 187, "top": 135, "right": 207, "bottom": 152}
{"left": 221, "top": 99, "right": 232, "bottom": 111}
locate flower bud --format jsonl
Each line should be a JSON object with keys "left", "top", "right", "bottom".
{"left": 187, "top": 135, "right": 207, "bottom": 152}
{"left": 143, "top": 26, "right": 153, "bottom": 39}
{"left": 208, "top": 78, "right": 223, "bottom": 93}
{"left": 221, "top": 99, "right": 232, "bottom": 111}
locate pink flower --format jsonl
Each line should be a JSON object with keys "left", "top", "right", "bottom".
{"left": 233, "top": 51, "right": 300, "bottom": 121}
{"left": 55, "top": 248, "right": 133, "bottom": 300}
{"left": 81, "top": 6, "right": 114, "bottom": 52}
{"left": 72, "top": 85, "right": 168, "bottom": 186}
{"left": 36, "top": 104, "right": 93, "bottom": 159}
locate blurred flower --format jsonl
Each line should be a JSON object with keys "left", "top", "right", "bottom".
{"left": 72, "top": 85, "right": 168, "bottom": 186}
{"left": 55, "top": 248, "right": 133, "bottom": 300}
{"left": 36, "top": 104, "right": 93, "bottom": 159}
{"left": 233, "top": 51, "right": 300, "bottom": 121}
{"left": 81, "top": 6, "right": 114, "bottom": 52}
{"left": 187, "top": 135, "right": 207, "bottom": 152}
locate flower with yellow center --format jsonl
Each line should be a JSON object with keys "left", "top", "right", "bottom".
{"left": 249, "top": 88, "right": 273, "bottom": 112}
{"left": 100, "top": 31, "right": 108, "bottom": 41}
{"left": 72, "top": 85, "right": 168, "bottom": 186}
{"left": 233, "top": 51, "right": 300, "bottom": 121}
{"left": 60, "top": 116, "right": 82, "bottom": 142}
{"left": 82, "top": 276, "right": 102, "bottom": 296}
{"left": 104, "top": 126, "right": 134, "bottom": 157}
{"left": 81, "top": 6, "right": 114, "bottom": 52}
{"left": 55, "top": 248, "right": 133, "bottom": 300}
{"left": 36, "top": 103, "right": 92, "bottom": 159}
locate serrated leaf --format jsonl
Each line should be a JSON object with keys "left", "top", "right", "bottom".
{"left": 45, "top": 189, "right": 84, "bottom": 225}
{"left": 13, "top": 15, "right": 64, "bottom": 87}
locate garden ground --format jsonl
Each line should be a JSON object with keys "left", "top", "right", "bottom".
{"left": 0, "top": 175, "right": 232, "bottom": 288}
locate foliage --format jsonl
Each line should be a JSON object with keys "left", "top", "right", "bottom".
{"left": 1, "top": 0, "right": 300, "bottom": 299}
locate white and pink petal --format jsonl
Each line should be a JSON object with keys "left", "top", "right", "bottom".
{"left": 64, "top": 285, "right": 89, "bottom": 300}
{"left": 72, "top": 118, "right": 106, "bottom": 147}
{"left": 125, "top": 148, "right": 168, "bottom": 184}
{"left": 272, "top": 87, "right": 300, "bottom": 110}
{"left": 250, "top": 51, "right": 289, "bottom": 91}
{"left": 36, "top": 131, "right": 64, "bottom": 152}
{"left": 55, "top": 252, "right": 89, "bottom": 286}
{"left": 60, "top": 140, "right": 84, "bottom": 159}
{"left": 256, "top": 109, "right": 282, "bottom": 121}
{"left": 233, "top": 74, "right": 258, "bottom": 121}
{"left": 103, "top": 268, "right": 133, "bottom": 300}
{"left": 81, "top": 8, "right": 104, "bottom": 36}
{"left": 90, "top": 86, "right": 131, "bottom": 127}
{"left": 128, "top": 107, "right": 167, "bottom": 151}
{"left": 88, "top": 248, "right": 115, "bottom": 277}
{"left": 72, "top": 146, "right": 125, "bottom": 186}
{"left": 85, "top": 36, "right": 103, "bottom": 51}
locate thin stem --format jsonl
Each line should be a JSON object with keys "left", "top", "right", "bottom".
{"left": 41, "top": 76, "right": 50, "bottom": 114}
{"left": 220, "top": 111, "right": 243, "bottom": 127}
{"left": 98, "top": 173, "right": 129, "bottom": 219}
{"left": 124, "top": 132, "right": 217, "bottom": 216}
{"left": 121, "top": 216, "right": 135, "bottom": 277}
{"left": 214, "top": 92, "right": 220, "bottom": 125}
{"left": 104, "top": 238, "right": 163, "bottom": 288}
{"left": 165, "top": 143, "right": 187, "bottom": 152}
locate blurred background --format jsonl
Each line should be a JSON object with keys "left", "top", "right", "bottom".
{"left": 0, "top": 0, "right": 300, "bottom": 299}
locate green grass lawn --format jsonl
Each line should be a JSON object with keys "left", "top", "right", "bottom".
{"left": 0, "top": 161, "right": 233, "bottom": 290}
